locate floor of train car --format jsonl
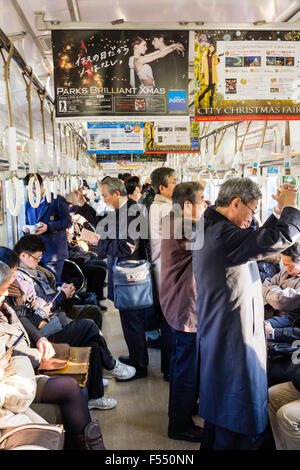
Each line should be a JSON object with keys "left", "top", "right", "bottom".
{"left": 90, "top": 296, "right": 203, "bottom": 450}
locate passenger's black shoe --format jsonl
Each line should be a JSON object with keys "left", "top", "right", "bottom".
{"left": 163, "top": 373, "right": 170, "bottom": 382}
{"left": 168, "top": 425, "right": 203, "bottom": 443}
{"left": 118, "top": 355, "right": 136, "bottom": 367}
{"left": 116, "top": 367, "right": 148, "bottom": 382}
{"left": 100, "top": 304, "right": 108, "bottom": 311}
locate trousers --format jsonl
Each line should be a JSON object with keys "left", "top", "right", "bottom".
{"left": 160, "top": 315, "right": 172, "bottom": 378}
{"left": 168, "top": 329, "right": 198, "bottom": 432}
{"left": 119, "top": 308, "right": 148, "bottom": 369}
{"left": 198, "top": 83, "right": 216, "bottom": 107}
{"left": 268, "top": 381, "right": 300, "bottom": 450}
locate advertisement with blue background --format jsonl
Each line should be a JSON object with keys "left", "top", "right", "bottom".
{"left": 87, "top": 121, "right": 144, "bottom": 154}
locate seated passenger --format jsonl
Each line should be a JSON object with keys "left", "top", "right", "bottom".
{"left": 263, "top": 243, "right": 300, "bottom": 318}
{"left": 11, "top": 236, "right": 103, "bottom": 328}
{"left": 0, "top": 247, "right": 136, "bottom": 411}
{"left": 264, "top": 310, "right": 300, "bottom": 343}
{"left": 0, "top": 260, "right": 105, "bottom": 450}
{"left": 268, "top": 374, "right": 300, "bottom": 450}
{"left": 160, "top": 182, "right": 206, "bottom": 442}
{"left": 257, "top": 258, "right": 280, "bottom": 284}
{"left": 0, "top": 352, "right": 46, "bottom": 427}
{"left": 66, "top": 227, "right": 107, "bottom": 307}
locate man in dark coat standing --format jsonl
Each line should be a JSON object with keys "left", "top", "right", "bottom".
{"left": 95, "top": 178, "right": 148, "bottom": 381}
{"left": 192, "top": 177, "right": 300, "bottom": 450}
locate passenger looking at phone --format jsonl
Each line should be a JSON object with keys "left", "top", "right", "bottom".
{"left": 23, "top": 173, "right": 72, "bottom": 282}
{"left": 10, "top": 236, "right": 103, "bottom": 329}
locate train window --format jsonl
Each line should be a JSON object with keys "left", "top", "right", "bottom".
{"left": 266, "top": 174, "right": 278, "bottom": 218}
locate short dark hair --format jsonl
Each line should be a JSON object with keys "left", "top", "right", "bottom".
{"left": 150, "top": 167, "right": 175, "bottom": 194}
{"left": 172, "top": 182, "right": 204, "bottom": 209}
{"left": 125, "top": 177, "right": 140, "bottom": 195}
{"left": 0, "top": 247, "right": 19, "bottom": 268}
{"left": 14, "top": 235, "right": 46, "bottom": 256}
{"left": 282, "top": 243, "right": 300, "bottom": 263}
{"left": 23, "top": 173, "right": 43, "bottom": 186}
{"left": 150, "top": 31, "right": 168, "bottom": 42}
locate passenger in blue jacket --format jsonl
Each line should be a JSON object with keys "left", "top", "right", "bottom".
{"left": 23, "top": 174, "right": 72, "bottom": 282}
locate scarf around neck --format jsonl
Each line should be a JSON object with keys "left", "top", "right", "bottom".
{"left": 18, "top": 262, "right": 56, "bottom": 296}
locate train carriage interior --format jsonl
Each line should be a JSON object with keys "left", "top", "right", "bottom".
{"left": 0, "top": 0, "right": 300, "bottom": 453}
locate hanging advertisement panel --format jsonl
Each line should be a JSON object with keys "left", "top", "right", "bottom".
{"left": 52, "top": 30, "right": 188, "bottom": 119}
{"left": 87, "top": 121, "right": 143, "bottom": 154}
{"left": 194, "top": 30, "right": 300, "bottom": 121}
{"left": 144, "top": 117, "right": 190, "bottom": 151}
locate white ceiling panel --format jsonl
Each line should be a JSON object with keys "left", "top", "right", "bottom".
{"left": 75, "top": 0, "right": 300, "bottom": 24}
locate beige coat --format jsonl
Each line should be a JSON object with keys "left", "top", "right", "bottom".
{"left": 149, "top": 194, "right": 173, "bottom": 291}
{"left": 262, "top": 268, "right": 300, "bottom": 312}
{"left": 201, "top": 51, "right": 219, "bottom": 85}
{"left": 0, "top": 355, "right": 46, "bottom": 427}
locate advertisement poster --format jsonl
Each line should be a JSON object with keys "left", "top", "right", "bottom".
{"left": 87, "top": 121, "right": 143, "bottom": 154}
{"left": 52, "top": 30, "right": 188, "bottom": 118}
{"left": 144, "top": 118, "right": 190, "bottom": 151}
{"left": 195, "top": 30, "right": 300, "bottom": 121}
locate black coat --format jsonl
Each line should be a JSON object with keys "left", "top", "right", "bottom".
{"left": 192, "top": 206, "right": 300, "bottom": 435}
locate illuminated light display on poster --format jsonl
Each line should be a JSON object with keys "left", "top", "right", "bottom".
{"left": 194, "top": 30, "right": 300, "bottom": 121}
{"left": 87, "top": 121, "right": 143, "bottom": 154}
{"left": 52, "top": 30, "right": 188, "bottom": 118}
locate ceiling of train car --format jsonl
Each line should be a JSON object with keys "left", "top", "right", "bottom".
{"left": 7, "top": 0, "right": 300, "bottom": 25}
{"left": 2, "top": 0, "right": 300, "bottom": 65}
{"left": 1, "top": 0, "right": 300, "bottom": 86}
{"left": 0, "top": 0, "right": 300, "bottom": 140}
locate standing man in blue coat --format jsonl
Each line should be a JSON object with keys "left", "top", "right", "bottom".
{"left": 192, "top": 178, "right": 300, "bottom": 450}
{"left": 23, "top": 174, "right": 72, "bottom": 282}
